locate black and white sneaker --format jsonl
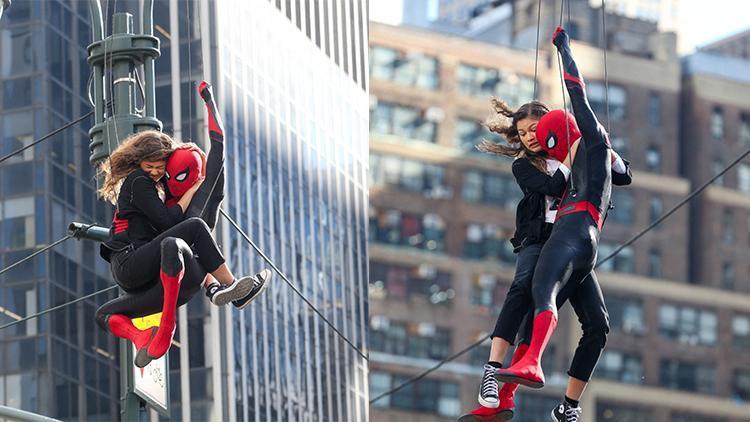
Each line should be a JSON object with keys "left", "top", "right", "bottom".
{"left": 205, "top": 277, "right": 254, "bottom": 306}
{"left": 551, "top": 401, "right": 582, "bottom": 422}
{"left": 232, "top": 269, "right": 271, "bottom": 310}
{"left": 478, "top": 363, "right": 500, "bottom": 408}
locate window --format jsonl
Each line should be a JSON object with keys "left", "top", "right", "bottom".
{"left": 710, "top": 106, "right": 724, "bottom": 141}
{"left": 713, "top": 158, "right": 725, "bottom": 185}
{"left": 369, "top": 262, "right": 454, "bottom": 305}
{"left": 463, "top": 224, "right": 514, "bottom": 264}
{"left": 606, "top": 296, "right": 646, "bottom": 334}
{"left": 369, "top": 209, "right": 446, "bottom": 251}
{"left": 587, "top": 82, "right": 626, "bottom": 121}
{"left": 611, "top": 137, "right": 628, "bottom": 159}
{"left": 732, "top": 315, "right": 750, "bottom": 350}
{"left": 370, "top": 318, "right": 451, "bottom": 360}
{"left": 659, "top": 304, "right": 717, "bottom": 346}
{"left": 722, "top": 262, "right": 734, "bottom": 289}
{"left": 2, "top": 113, "right": 35, "bottom": 163}
{"left": 380, "top": 372, "right": 459, "bottom": 417}
{"left": 740, "top": 114, "right": 750, "bottom": 146}
{"left": 609, "top": 190, "right": 633, "bottom": 224}
{"left": 648, "top": 92, "right": 661, "bottom": 127}
{"left": 597, "top": 350, "right": 643, "bottom": 384}
{"left": 597, "top": 402, "right": 653, "bottom": 421}
{"left": 659, "top": 359, "right": 715, "bottom": 394}
{"left": 455, "top": 117, "right": 506, "bottom": 157}
{"left": 462, "top": 171, "right": 522, "bottom": 209}
{"left": 370, "top": 101, "right": 437, "bottom": 143}
{"left": 734, "top": 371, "right": 750, "bottom": 401}
{"left": 738, "top": 164, "right": 750, "bottom": 193}
{"left": 645, "top": 145, "right": 661, "bottom": 172}
{"left": 648, "top": 249, "right": 662, "bottom": 278}
{"left": 0, "top": 27, "right": 36, "bottom": 77}
{"left": 470, "top": 274, "right": 510, "bottom": 313}
{"left": 370, "top": 45, "right": 439, "bottom": 89}
{"left": 456, "top": 64, "right": 534, "bottom": 107}
{"left": 370, "top": 372, "right": 392, "bottom": 408}
{"left": 597, "top": 242, "right": 634, "bottom": 273}
{"left": 722, "top": 209, "right": 734, "bottom": 243}
{"left": 649, "top": 196, "right": 662, "bottom": 227}
{"left": 369, "top": 154, "right": 449, "bottom": 198}
{"left": 2, "top": 77, "right": 34, "bottom": 109}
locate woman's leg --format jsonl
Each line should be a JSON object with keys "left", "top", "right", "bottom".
{"left": 478, "top": 244, "right": 540, "bottom": 409}
{"left": 489, "top": 243, "right": 543, "bottom": 358}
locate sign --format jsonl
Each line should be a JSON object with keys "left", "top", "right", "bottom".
{"left": 131, "top": 313, "right": 169, "bottom": 416}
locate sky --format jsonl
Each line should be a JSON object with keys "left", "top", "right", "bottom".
{"left": 370, "top": 0, "right": 750, "bottom": 54}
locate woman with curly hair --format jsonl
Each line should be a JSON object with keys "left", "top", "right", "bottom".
{"left": 95, "top": 84, "right": 269, "bottom": 368}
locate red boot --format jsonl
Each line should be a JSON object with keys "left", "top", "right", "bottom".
{"left": 495, "top": 310, "right": 557, "bottom": 388}
{"left": 497, "top": 342, "right": 528, "bottom": 410}
{"left": 107, "top": 314, "right": 155, "bottom": 350}
{"left": 146, "top": 268, "right": 183, "bottom": 360}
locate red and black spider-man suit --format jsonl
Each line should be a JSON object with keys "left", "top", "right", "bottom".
{"left": 495, "top": 27, "right": 612, "bottom": 388}
{"left": 96, "top": 82, "right": 227, "bottom": 367}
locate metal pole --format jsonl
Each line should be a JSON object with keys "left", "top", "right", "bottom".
{"left": 0, "top": 405, "right": 61, "bottom": 422}
{"left": 0, "top": 0, "right": 10, "bottom": 23}
{"left": 85, "top": 1, "right": 163, "bottom": 420}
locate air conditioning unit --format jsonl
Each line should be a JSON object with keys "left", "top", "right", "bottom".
{"left": 418, "top": 264, "right": 437, "bottom": 279}
{"left": 425, "top": 106, "right": 445, "bottom": 123}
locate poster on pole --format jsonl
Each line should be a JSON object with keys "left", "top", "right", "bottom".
{"left": 131, "top": 313, "right": 170, "bottom": 416}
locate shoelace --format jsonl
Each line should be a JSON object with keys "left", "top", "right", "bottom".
{"left": 481, "top": 365, "right": 499, "bottom": 398}
{"left": 565, "top": 406, "right": 582, "bottom": 422}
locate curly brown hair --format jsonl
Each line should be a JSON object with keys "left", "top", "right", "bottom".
{"left": 476, "top": 99, "right": 550, "bottom": 172}
{"left": 98, "top": 130, "right": 177, "bottom": 204}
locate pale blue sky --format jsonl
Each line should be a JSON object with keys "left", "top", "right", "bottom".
{"left": 370, "top": 0, "right": 750, "bottom": 54}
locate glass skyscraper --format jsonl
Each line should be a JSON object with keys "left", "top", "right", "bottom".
{"left": 0, "top": 0, "right": 369, "bottom": 421}
{"left": 0, "top": 1, "right": 119, "bottom": 420}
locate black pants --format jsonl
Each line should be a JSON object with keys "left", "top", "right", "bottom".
{"left": 95, "top": 217, "right": 225, "bottom": 330}
{"left": 491, "top": 238, "right": 609, "bottom": 382}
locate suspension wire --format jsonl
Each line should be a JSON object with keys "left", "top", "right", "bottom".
{"left": 0, "top": 111, "right": 94, "bottom": 165}
{"left": 0, "top": 286, "right": 118, "bottom": 331}
{"left": 601, "top": 0, "right": 611, "bottom": 134}
{"left": 0, "top": 236, "right": 73, "bottom": 279}
{"left": 532, "top": 0, "right": 542, "bottom": 99}
{"left": 219, "top": 208, "right": 369, "bottom": 361}
{"left": 105, "top": 0, "right": 119, "bottom": 149}
{"left": 369, "top": 335, "right": 490, "bottom": 404}
{"left": 557, "top": 0, "right": 574, "bottom": 192}
{"left": 187, "top": 0, "right": 193, "bottom": 142}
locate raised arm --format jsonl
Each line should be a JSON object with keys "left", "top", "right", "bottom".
{"left": 552, "top": 27, "right": 608, "bottom": 148}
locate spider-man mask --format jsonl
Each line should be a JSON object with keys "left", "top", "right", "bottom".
{"left": 166, "top": 145, "right": 206, "bottom": 198}
{"left": 535, "top": 109, "right": 581, "bottom": 162}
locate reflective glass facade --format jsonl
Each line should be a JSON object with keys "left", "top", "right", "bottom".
{"left": 214, "top": 1, "right": 369, "bottom": 421}
{"left": 0, "top": 1, "right": 118, "bottom": 419}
